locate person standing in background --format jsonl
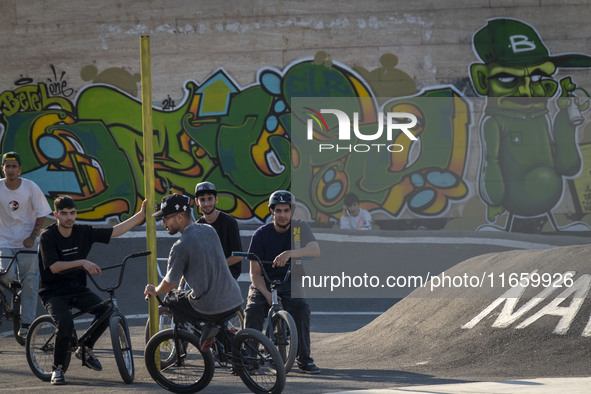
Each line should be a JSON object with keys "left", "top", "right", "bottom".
{"left": 195, "top": 181, "right": 243, "bottom": 280}
{"left": 0, "top": 151, "right": 52, "bottom": 340}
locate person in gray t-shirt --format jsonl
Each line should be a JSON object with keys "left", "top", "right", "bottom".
{"left": 144, "top": 194, "right": 243, "bottom": 349}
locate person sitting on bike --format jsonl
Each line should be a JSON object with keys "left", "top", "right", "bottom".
{"left": 144, "top": 193, "right": 243, "bottom": 351}
{"left": 38, "top": 195, "right": 147, "bottom": 385}
{"left": 244, "top": 190, "right": 321, "bottom": 374}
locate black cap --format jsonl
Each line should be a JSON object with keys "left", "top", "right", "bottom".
{"left": 195, "top": 181, "right": 217, "bottom": 197}
{"left": 153, "top": 194, "right": 192, "bottom": 218}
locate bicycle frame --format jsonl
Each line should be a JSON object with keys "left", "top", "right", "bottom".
{"left": 69, "top": 297, "right": 115, "bottom": 346}
{"left": 0, "top": 280, "right": 17, "bottom": 313}
{"left": 0, "top": 250, "right": 37, "bottom": 343}
{"left": 153, "top": 294, "right": 246, "bottom": 369}
{"left": 0, "top": 250, "right": 38, "bottom": 297}
{"left": 232, "top": 251, "right": 290, "bottom": 342}
{"left": 0, "top": 283, "right": 18, "bottom": 329}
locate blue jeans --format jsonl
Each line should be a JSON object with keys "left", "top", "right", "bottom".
{"left": 0, "top": 247, "right": 39, "bottom": 325}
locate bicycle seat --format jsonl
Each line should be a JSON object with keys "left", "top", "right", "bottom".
{"left": 215, "top": 309, "right": 243, "bottom": 325}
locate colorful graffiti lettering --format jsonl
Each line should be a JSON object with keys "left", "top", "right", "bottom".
{"left": 0, "top": 56, "right": 469, "bottom": 224}
{"left": 0, "top": 83, "right": 72, "bottom": 117}
{"left": 1, "top": 17, "right": 590, "bottom": 230}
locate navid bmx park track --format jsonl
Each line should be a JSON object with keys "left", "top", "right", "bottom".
{"left": 1, "top": 227, "right": 591, "bottom": 393}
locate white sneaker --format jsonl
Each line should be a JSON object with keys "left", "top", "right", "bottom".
{"left": 18, "top": 325, "right": 29, "bottom": 338}
{"left": 51, "top": 366, "right": 66, "bottom": 385}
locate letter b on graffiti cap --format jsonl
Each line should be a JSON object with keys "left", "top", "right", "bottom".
{"left": 509, "top": 35, "right": 536, "bottom": 53}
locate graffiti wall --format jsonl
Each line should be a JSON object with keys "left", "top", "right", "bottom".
{"left": 1, "top": 16, "right": 591, "bottom": 232}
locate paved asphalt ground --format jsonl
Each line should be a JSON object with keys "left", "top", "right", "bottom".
{"left": 1, "top": 228, "right": 590, "bottom": 393}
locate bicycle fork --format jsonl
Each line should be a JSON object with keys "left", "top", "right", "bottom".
{"left": 265, "top": 297, "right": 283, "bottom": 346}
{"left": 3, "top": 283, "right": 21, "bottom": 320}
{"left": 171, "top": 322, "right": 188, "bottom": 367}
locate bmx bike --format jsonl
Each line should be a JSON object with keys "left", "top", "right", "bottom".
{"left": 25, "top": 250, "right": 151, "bottom": 384}
{"left": 233, "top": 251, "right": 299, "bottom": 373}
{"left": 143, "top": 256, "right": 244, "bottom": 343}
{"left": 144, "top": 294, "right": 286, "bottom": 394}
{"left": 0, "top": 249, "right": 38, "bottom": 346}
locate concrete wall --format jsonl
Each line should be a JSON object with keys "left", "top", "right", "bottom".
{"left": 2, "top": 0, "right": 591, "bottom": 233}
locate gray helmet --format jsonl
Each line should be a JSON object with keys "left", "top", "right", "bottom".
{"left": 268, "top": 190, "right": 294, "bottom": 210}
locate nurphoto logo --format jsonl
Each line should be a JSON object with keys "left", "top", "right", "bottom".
{"left": 305, "top": 107, "right": 418, "bottom": 153}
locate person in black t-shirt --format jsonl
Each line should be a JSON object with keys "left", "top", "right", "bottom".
{"left": 244, "top": 190, "right": 321, "bottom": 374}
{"left": 194, "top": 181, "right": 242, "bottom": 280}
{"left": 38, "top": 195, "right": 146, "bottom": 385}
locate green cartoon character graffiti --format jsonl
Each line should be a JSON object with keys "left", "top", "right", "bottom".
{"left": 470, "top": 18, "right": 591, "bottom": 231}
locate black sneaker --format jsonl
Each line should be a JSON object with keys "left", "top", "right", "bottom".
{"left": 51, "top": 366, "right": 66, "bottom": 385}
{"left": 75, "top": 346, "right": 102, "bottom": 371}
{"left": 298, "top": 362, "right": 320, "bottom": 374}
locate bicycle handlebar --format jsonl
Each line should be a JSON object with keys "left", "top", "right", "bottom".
{"left": 232, "top": 251, "right": 310, "bottom": 287}
{"left": 64, "top": 250, "right": 151, "bottom": 293}
{"left": 145, "top": 293, "right": 164, "bottom": 304}
{"left": 0, "top": 250, "right": 38, "bottom": 276}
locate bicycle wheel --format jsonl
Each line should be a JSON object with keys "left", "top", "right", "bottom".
{"left": 266, "top": 310, "right": 298, "bottom": 374}
{"left": 232, "top": 328, "right": 286, "bottom": 394}
{"left": 144, "top": 311, "right": 191, "bottom": 369}
{"left": 110, "top": 313, "right": 134, "bottom": 384}
{"left": 144, "top": 306, "right": 174, "bottom": 343}
{"left": 10, "top": 294, "right": 24, "bottom": 346}
{"left": 25, "top": 315, "right": 71, "bottom": 381}
{"left": 145, "top": 328, "right": 215, "bottom": 393}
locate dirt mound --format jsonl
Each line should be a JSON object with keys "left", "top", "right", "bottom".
{"left": 319, "top": 244, "right": 591, "bottom": 378}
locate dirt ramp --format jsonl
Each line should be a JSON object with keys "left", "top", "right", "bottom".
{"left": 321, "top": 244, "right": 591, "bottom": 378}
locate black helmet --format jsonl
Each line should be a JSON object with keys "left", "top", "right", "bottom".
{"left": 268, "top": 190, "right": 294, "bottom": 210}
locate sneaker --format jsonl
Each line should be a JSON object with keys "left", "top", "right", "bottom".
{"left": 298, "top": 362, "right": 320, "bottom": 374}
{"left": 51, "top": 367, "right": 66, "bottom": 385}
{"left": 199, "top": 323, "right": 219, "bottom": 352}
{"left": 75, "top": 346, "right": 102, "bottom": 371}
{"left": 18, "top": 324, "right": 29, "bottom": 338}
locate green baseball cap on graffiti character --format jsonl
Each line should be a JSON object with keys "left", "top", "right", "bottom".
{"left": 473, "top": 18, "right": 591, "bottom": 68}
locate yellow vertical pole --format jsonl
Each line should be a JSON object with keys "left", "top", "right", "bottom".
{"left": 140, "top": 35, "right": 160, "bottom": 339}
